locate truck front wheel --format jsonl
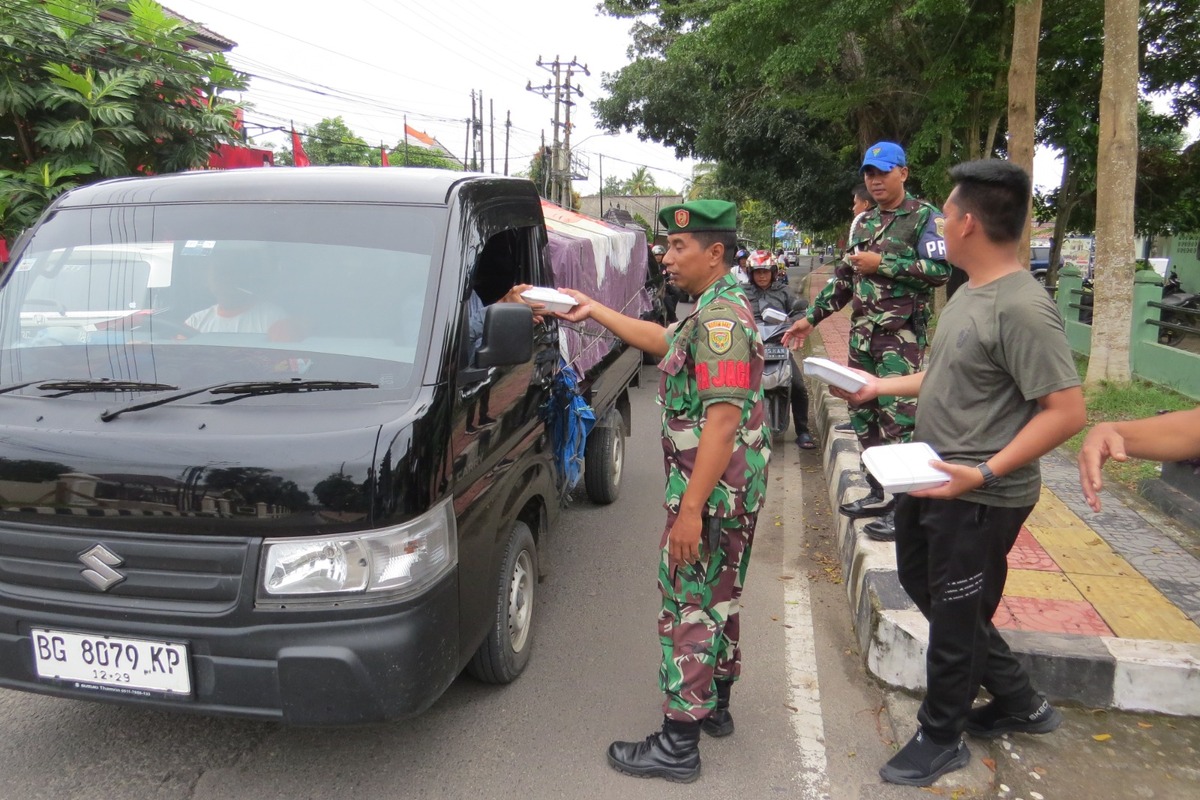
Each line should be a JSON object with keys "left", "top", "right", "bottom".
{"left": 584, "top": 409, "right": 624, "bottom": 505}
{"left": 468, "top": 521, "right": 537, "bottom": 684}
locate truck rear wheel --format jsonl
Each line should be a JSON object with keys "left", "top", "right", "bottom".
{"left": 467, "top": 521, "right": 537, "bottom": 684}
{"left": 584, "top": 409, "right": 624, "bottom": 504}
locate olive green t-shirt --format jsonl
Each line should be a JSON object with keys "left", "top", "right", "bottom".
{"left": 914, "top": 270, "right": 1081, "bottom": 507}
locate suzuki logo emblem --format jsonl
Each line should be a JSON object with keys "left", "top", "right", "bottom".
{"left": 79, "top": 544, "right": 126, "bottom": 591}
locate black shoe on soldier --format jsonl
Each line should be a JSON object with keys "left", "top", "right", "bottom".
{"left": 879, "top": 728, "right": 970, "bottom": 787}
{"left": 966, "top": 694, "right": 1063, "bottom": 738}
{"left": 701, "top": 707, "right": 733, "bottom": 737}
{"left": 839, "top": 491, "right": 894, "bottom": 519}
{"left": 701, "top": 679, "right": 734, "bottom": 737}
{"left": 863, "top": 509, "right": 896, "bottom": 541}
{"left": 607, "top": 717, "right": 701, "bottom": 783}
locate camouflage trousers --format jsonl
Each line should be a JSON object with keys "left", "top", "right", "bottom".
{"left": 847, "top": 324, "right": 923, "bottom": 449}
{"left": 657, "top": 510, "right": 758, "bottom": 722}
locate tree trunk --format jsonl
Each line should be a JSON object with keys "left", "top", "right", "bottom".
{"left": 1086, "top": 0, "right": 1139, "bottom": 387}
{"left": 1007, "top": 0, "right": 1042, "bottom": 269}
{"left": 1048, "top": 151, "right": 1073, "bottom": 288}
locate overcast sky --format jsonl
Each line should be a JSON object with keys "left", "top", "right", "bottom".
{"left": 165, "top": 0, "right": 697, "bottom": 195}
{"left": 166, "top": 0, "right": 1078, "bottom": 201}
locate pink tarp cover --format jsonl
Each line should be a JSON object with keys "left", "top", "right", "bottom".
{"left": 541, "top": 201, "right": 651, "bottom": 375}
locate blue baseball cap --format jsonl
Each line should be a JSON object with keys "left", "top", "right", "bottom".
{"left": 861, "top": 141, "right": 907, "bottom": 173}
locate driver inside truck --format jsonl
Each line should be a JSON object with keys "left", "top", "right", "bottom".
{"left": 185, "top": 251, "right": 287, "bottom": 335}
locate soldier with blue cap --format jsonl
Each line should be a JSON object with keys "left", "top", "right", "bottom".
{"left": 556, "top": 199, "right": 770, "bottom": 783}
{"left": 783, "top": 141, "right": 950, "bottom": 540}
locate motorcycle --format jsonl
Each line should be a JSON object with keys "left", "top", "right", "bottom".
{"left": 1159, "top": 270, "right": 1200, "bottom": 346}
{"left": 757, "top": 309, "right": 793, "bottom": 442}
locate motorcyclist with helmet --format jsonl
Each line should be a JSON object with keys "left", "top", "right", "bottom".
{"left": 732, "top": 248, "right": 752, "bottom": 285}
{"left": 744, "top": 252, "right": 815, "bottom": 449}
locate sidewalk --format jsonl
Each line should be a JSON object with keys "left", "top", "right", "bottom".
{"left": 808, "top": 311, "right": 1200, "bottom": 718}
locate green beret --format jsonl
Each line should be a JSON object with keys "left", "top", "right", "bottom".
{"left": 658, "top": 199, "right": 737, "bottom": 234}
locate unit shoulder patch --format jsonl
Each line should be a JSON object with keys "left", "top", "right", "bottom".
{"left": 703, "top": 318, "right": 735, "bottom": 354}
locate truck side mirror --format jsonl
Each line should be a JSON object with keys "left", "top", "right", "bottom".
{"left": 476, "top": 303, "right": 533, "bottom": 368}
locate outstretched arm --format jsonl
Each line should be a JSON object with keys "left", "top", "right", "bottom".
{"left": 1079, "top": 406, "right": 1200, "bottom": 511}
{"left": 555, "top": 288, "right": 670, "bottom": 358}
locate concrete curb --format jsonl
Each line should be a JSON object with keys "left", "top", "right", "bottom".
{"left": 806, "top": 374, "right": 1200, "bottom": 717}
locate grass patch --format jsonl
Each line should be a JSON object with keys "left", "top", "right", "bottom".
{"left": 1065, "top": 354, "right": 1196, "bottom": 491}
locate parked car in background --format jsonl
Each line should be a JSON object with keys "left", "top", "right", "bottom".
{"left": 1030, "top": 245, "right": 1054, "bottom": 284}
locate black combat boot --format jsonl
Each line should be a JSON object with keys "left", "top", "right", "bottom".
{"left": 607, "top": 717, "right": 702, "bottom": 783}
{"left": 701, "top": 679, "right": 735, "bottom": 737}
{"left": 840, "top": 470, "right": 894, "bottom": 519}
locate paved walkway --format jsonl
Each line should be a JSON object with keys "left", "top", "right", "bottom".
{"left": 807, "top": 308, "right": 1200, "bottom": 717}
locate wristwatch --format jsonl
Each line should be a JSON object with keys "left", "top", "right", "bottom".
{"left": 976, "top": 463, "right": 1001, "bottom": 488}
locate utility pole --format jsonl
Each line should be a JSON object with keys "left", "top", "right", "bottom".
{"left": 464, "top": 91, "right": 473, "bottom": 171}
{"left": 528, "top": 55, "right": 586, "bottom": 204}
{"left": 473, "top": 90, "right": 485, "bottom": 171}
{"left": 561, "top": 57, "right": 588, "bottom": 210}
{"left": 403, "top": 114, "right": 409, "bottom": 166}
{"left": 504, "top": 110, "right": 511, "bottom": 176}
{"left": 490, "top": 99, "right": 496, "bottom": 174}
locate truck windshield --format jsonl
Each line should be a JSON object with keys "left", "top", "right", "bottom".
{"left": 0, "top": 202, "right": 442, "bottom": 396}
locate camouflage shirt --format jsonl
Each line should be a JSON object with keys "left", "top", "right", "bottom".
{"left": 808, "top": 193, "right": 950, "bottom": 339}
{"left": 658, "top": 273, "right": 771, "bottom": 517}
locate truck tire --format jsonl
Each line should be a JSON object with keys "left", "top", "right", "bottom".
{"left": 584, "top": 410, "right": 624, "bottom": 505}
{"left": 467, "top": 521, "right": 537, "bottom": 684}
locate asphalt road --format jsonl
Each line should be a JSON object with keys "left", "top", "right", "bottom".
{"left": 12, "top": 367, "right": 1195, "bottom": 799}
{"left": 0, "top": 369, "right": 892, "bottom": 799}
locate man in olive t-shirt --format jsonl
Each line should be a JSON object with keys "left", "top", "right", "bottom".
{"left": 834, "top": 160, "right": 1086, "bottom": 788}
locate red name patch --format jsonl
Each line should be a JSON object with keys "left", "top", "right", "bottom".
{"left": 697, "top": 361, "right": 749, "bottom": 390}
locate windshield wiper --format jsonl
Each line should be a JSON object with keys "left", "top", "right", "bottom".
{"left": 207, "top": 380, "right": 379, "bottom": 403}
{"left": 100, "top": 379, "right": 379, "bottom": 422}
{"left": 33, "top": 379, "right": 179, "bottom": 398}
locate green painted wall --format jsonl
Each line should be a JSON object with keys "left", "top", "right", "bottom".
{"left": 1056, "top": 267, "right": 1200, "bottom": 400}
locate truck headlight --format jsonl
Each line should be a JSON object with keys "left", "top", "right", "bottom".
{"left": 258, "top": 498, "right": 457, "bottom": 605}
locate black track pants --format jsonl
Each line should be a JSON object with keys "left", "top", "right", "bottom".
{"left": 894, "top": 494, "right": 1038, "bottom": 743}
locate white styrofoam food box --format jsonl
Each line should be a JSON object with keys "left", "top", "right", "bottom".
{"left": 802, "top": 357, "right": 868, "bottom": 393}
{"left": 861, "top": 442, "right": 951, "bottom": 494}
{"left": 520, "top": 287, "right": 578, "bottom": 314}
{"left": 761, "top": 307, "right": 788, "bottom": 324}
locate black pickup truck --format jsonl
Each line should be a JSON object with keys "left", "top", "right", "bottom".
{"left": 0, "top": 168, "right": 642, "bottom": 723}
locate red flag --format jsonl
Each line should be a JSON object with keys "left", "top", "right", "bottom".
{"left": 381, "top": 144, "right": 390, "bottom": 167}
{"left": 291, "top": 128, "right": 310, "bottom": 167}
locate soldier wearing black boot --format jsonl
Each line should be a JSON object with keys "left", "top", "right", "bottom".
{"left": 785, "top": 144, "right": 949, "bottom": 542}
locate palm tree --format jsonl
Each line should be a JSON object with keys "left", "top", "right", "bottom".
{"left": 625, "top": 167, "right": 656, "bottom": 196}
{"left": 683, "top": 163, "right": 719, "bottom": 200}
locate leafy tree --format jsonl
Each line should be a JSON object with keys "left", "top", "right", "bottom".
{"left": 288, "top": 117, "right": 372, "bottom": 166}
{"left": 683, "top": 163, "right": 720, "bottom": 200}
{"left": 603, "top": 174, "right": 626, "bottom": 194}
{"left": 624, "top": 167, "right": 657, "bottom": 195}
{"left": 0, "top": 0, "right": 247, "bottom": 241}
{"left": 596, "top": 0, "right": 1013, "bottom": 229}
{"left": 387, "top": 141, "right": 461, "bottom": 170}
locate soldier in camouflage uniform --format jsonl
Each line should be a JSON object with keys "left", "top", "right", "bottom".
{"left": 784, "top": 141, "right": 949, "bottom": 540}
{"left": 556, "top": 199, "right": 769, "bottom": 784}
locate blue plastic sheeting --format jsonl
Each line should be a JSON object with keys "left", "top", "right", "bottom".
{"left": 543, "top": 360, "right": 595, "bottom": 499}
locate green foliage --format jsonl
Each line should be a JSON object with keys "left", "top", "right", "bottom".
{"left": 388, "top": 142, "right": 462, "bottom": 170}
{"left": 602, "top": 166, "right": 674, "bottom": 196}
{"left": 598, "top": 0, "right": 1200, "bottom": 237}
{"left": 596, "top": 0, "right": 1013, "bottom": 230}
{"left": 0, "top": 0, "right": 247, "bottom": 241}
{"left": 1035, "top": 1, "right": 1200, "bottom": 239}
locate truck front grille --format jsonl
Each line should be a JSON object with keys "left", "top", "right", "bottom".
{"left": 0, "top": 523, "right": 249, "bottom": 610}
